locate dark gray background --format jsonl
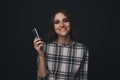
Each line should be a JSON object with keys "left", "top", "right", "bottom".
{"left": 1, "top": 0, "right": 120, "bottom": 80}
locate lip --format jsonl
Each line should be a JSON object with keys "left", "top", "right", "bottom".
{"left": 59, "top": 28, "right": 67, "bottom": 31}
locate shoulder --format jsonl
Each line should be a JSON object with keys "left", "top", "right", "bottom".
{"left": 74, "top": 41, "right": 88, "bottom": 50}
{"left": 74, "top": 42, "right": 89, "bottom": 56}
{"left": 44, "top": 41, "right": 57, "bottom": 47}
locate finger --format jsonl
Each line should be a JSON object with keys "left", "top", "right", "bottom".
{"left": 35, "top": 36, "right": 42, "bottom": 40}
{"left": 36, "top": 40, "right": 44, "bottom": 44}
{"left": 36, "top": 41, "right": 44, "bottom": 46}
{"left": 34, "top": 39, "right": 40, "bottom": 44}
{"left": 38, "top": 44, "right": 44, "bottom": 49}
{"left": 34, "top": 42, "right": 43, "bottom": 49}
{"left": 34, "top": 36, "right": 43, "bottom": 42}
{"left": 35, "top": 43, "right": 44, "bottom": 50}
{"left": 40, "top": 41, "right": 44, "bottom": 43}
{"left": 35, "top": 41, "right": 44, "bottom": 47}
{"left": 33, "top": 38, "right": 41, "bottom": 43}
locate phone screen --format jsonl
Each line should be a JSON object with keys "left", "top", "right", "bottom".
{"left": 32, "top": 28, "right": 40, "bottom": 38}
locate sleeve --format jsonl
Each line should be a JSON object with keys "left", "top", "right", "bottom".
{"left": 37, "top": 75, "right": 48, "bottom": 80}
{"left": 76, "top": 49, "right": 89, "bottom": 80}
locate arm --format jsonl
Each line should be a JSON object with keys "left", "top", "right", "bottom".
{"left": 33, "top": 37, "right": 47, "bottom": 80}
{"left": 37, "top": 55, "right": 48, "bottom": 80}
{"left": 76, "top": 49, "right": 89, "bottom": 80}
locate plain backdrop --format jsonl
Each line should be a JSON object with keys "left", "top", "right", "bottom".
{"left": 1, "top": 0, "right": 120, "bottom": 80}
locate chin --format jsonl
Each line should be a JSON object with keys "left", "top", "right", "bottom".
{"left": 59, "top": 33, "right": 69, "bottom": 37}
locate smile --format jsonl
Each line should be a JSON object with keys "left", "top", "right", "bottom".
{"left": 59, "top": 28, "right": 67, "bottom": 31}
{"left": 61, "top": 29, "right": 66, "bottom": 31}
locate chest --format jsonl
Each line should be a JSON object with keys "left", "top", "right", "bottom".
{"left": 44, "top": 46, "right": 85, "bottom": 74}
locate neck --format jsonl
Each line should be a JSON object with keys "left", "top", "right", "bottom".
{"left": 57, "top": 36, "right": 72, "bottom": 45}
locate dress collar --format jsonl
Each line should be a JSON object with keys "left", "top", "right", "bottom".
{"left": 53, "top": 40, "right": 75, "bottom": 47}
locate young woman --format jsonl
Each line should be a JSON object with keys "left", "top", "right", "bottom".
{"left": 33, "top": 9, "right": 89, "bottom": 80}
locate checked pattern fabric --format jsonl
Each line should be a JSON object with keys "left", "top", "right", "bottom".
{"left": 37, "top": 41, "right": 89, "bottom": 80}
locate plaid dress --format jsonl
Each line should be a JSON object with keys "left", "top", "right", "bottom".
{"left": 37, "top": 41, "right": 89, "bottom": 80}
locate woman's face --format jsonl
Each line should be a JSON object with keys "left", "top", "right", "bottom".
{"left": 54, "top": 12, "right": 71, "bottom": 37}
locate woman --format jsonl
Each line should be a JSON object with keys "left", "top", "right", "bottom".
{"left": 33, "top": 9, "right": 89, "bottom": 80}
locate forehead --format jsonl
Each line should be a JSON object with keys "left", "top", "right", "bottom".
{"left": 54, "top": 12, "right": 67, "bottom": 20}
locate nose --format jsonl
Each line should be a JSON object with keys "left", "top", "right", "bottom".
{"left": 60, "top": 22, "right": 64, "bottom": 27}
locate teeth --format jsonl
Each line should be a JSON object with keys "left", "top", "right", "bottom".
{"left": 61, "top": 29, "right": 65, "bottom": 30}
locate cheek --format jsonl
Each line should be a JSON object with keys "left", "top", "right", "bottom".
{"left": 54, "top": 25, "right": 59, "bottom": 33}
{"left": 67, "top": 24, "right": 71, "bottom": 31}
{"left": 54, "top": 24, "right": 59, "bottom": 30}
{"left": 67, "top": 27, "right": 71, "bottom": 33}
{"left": 66, "top": 22, "right": 70, "bottom": 28}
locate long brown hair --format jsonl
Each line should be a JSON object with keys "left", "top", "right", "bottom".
{"left": 46, "top": 9, "right": 80, "bottom": 43}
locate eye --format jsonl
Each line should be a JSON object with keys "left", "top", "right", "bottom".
{"left": 54, "top": 20, "right": 59, "bottom": 24}
{"left": 63, "top": 18, "right": 69, "bottom": 22}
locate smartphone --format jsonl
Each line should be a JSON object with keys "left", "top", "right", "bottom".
{"left": 32, "top": 28, "right": 40, "bottom": 38}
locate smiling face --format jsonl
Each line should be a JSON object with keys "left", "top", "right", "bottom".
{"left": 54, "top": 12, "right": 71, "bottom": 38}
